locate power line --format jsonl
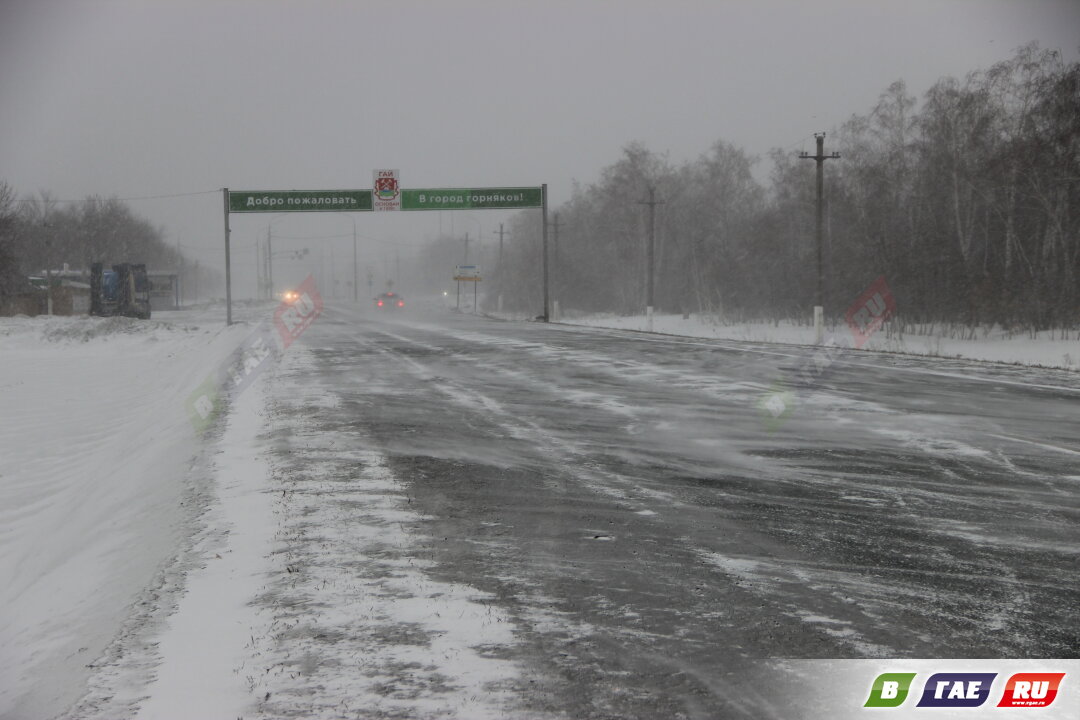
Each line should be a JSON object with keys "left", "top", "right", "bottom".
{"left": 781, "top": 134, "right": 818, "bottom": 153}
{"left": 113, "top": 189, "right": 221, "bottom": 202}
{"left": 270, "top": 232, "right": 355, "bottom": 240}
{"left": 43, "top": 189, "right": 220, "bottom": 205}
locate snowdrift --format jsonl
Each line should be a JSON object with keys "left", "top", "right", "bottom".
{"left": 0, "top": 310, "right": 252, "bottom": 719}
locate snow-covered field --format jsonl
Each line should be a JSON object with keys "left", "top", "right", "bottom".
{"left": 0, "top": 303, "right": 530, "bottom": 719}
{"left": 552, "top": 310, "right": 1080, "bottom": 370}
{"left": 0, "top": 305, "right": 255, "bottom": 719}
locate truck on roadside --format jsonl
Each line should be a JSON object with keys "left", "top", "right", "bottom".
{"left": 89, "top": 263, "right": 152, "bottom": 319}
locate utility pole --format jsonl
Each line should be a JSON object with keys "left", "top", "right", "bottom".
{"left": 800, "top": 132, "right": 840, "bottom": 344}
{"left": 494, "top": 223, "right": 507, "bottom": 315}
{"left": 494, "top": 223, "right": 507, "bottom": 268}
{"left": 551, "top": 213, "right": 563, "bottom": 265}
{"left": 42, "top": 221, "right": 53, "bottom": 316}
{"left": 176, "top": 233, "right": 183, "bottom": 307}
{"left": 353, "top": 223, "right": 358, "bottom": 302}
{"left": 550, "top": 213, "right": 564, "bottom": 321}
{"left": 637, "top": 185, "right": 664, "bottom": 332}
{"left": 264, "top": 238, "right": 271, "bottom": 299}
{"left": 266, "top": 225, "right": 274, "bottom": 300}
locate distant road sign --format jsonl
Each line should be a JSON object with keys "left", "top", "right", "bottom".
{"left": 402, "top": 187, "right": 542, "bottom": 211}
{"left": 454, "top": 264, "right": 481, "bottom": 281}
{"left": 229, "top": 190, "right": 373, "bottom": 213}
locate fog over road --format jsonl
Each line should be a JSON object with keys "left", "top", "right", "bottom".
{"left": 247, "top": 302, "right": 1078, "bottom": 718}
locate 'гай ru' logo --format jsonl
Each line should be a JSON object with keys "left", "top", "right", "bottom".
{"left": 865, "top": 670, "right": 1066, "bottom": 710}
{"left": 997, "top": 673, "right": 1066, "bottom": 708}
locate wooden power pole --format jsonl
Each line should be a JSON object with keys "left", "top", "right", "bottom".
{"left": 800, "top": 133, "right": 840, "bottom": 344}
{"left": 494, "top": 223, "right": 507, "bottom": 268}
{"left": 638, "top": 186, "right": 664, "bottom": 332}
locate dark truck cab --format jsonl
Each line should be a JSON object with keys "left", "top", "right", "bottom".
{"left": 90, "top": 263, "right": 152, "bottom": 319}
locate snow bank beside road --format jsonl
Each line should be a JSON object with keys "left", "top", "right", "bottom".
{"left": 133, "top": 370, "right": 276, "bottom": 720}
{"left": 0, "top": 311, "right": 252, "bottom": 719}
{"left": 555, "top": 312, "right": 1080, "bottom": 370}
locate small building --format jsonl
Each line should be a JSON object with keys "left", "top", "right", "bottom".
{"left": 147, "top": 271, "right": 180, "bottom": 311}
{"left": 58, "top": 280, "right": 91, "bottom": 314}
{"left": 9, "top": 276, "right": 91, "bottom": 316}
{"left": 0, "top": 278, "right": 45, "bottom": 316}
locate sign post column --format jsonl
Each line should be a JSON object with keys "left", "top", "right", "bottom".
{"left": 223, "top": 188, "right": 232, "bottom": 325}
{"left": 542, "top": 183, "right": 549, "bottom": 322}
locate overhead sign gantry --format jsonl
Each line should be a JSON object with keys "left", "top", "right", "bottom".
{"left": 222, "top": 172, "right": 549, "bottom": 325}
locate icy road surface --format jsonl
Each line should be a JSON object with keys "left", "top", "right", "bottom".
{"left": 178, "top": 306, "right": 1080, "bottom": 716}
{"left": 40, "top": 303, "right": 1080, "bottom": 719}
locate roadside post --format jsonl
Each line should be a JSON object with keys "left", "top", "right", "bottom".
{"left": 541, "top": 184, "right": 549, "bottom": 321}
{"left": 223, "top": 188, "right": 231, "bottom": 325}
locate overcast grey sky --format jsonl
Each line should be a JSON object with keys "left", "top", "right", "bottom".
{"left": 2, "top": 0, "right": 1078, "bottom": 296}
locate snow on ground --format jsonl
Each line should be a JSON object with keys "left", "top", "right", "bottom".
{"left": 129, "top": 372, "right": 277, "bottom": 720}
{"left": 0, "top": 304, "right": 258, "bottom": 720}
{"left": 2, "top": 299, "right": 1076, "bottom": 718}
{"left": 82, "top": 343, "right": 528, "bottom": 719}
{"left": 237, "top": 345, "right": 526, "bottom": 719}
{"left": 547, "top": 311, "right": 1080, "bottom": 370}
{"left": 1, "top": 303, "right": 530, "bottom": 720}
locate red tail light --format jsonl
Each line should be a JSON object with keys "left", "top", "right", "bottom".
{"left": 377, "top": 300, "right": 383, "bottom": 306}
{"left": 397, "top": 301, "right": 404, "bottom": 307}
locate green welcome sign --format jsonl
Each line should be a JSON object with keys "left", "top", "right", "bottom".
{"left": 400, "top": 187, "right": 543, "bottom": 211}
{"left": 228, "top": 187, "right": 542, "bottom": 213}
{"left": 229, "top": 190, "right": 373, "bottom": 213}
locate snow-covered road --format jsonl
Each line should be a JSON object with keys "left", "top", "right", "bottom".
{"left": 276, "top": 306, "right": 1078, "bottom": 718}
{"left": 3, "top": 302, "right": 1078, "bottom": 718}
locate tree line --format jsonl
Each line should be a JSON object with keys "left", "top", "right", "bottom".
{"left": 0, "top": 184, "right": 218, "bottom": 301}
{"left": 490, "top": 45, "right": 1079, "bottom": 330}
